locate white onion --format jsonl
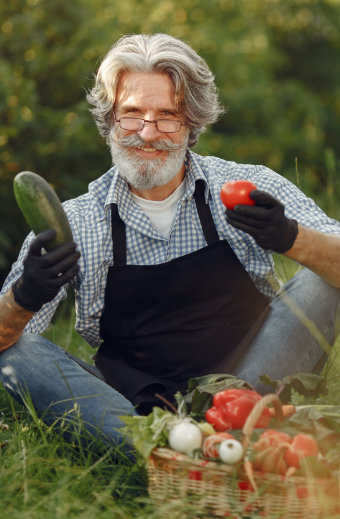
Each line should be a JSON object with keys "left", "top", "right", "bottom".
{"left": 168, "top": 421, "right": 202, "bottom": 454}
{"left": 219, "top": 439, "right": 244, "bottom": 464}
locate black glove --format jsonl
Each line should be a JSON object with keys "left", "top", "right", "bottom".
{"left": 12, "top": 229, "right": 80, "bottom": 312}
{"left": 226, "top": 190, "right": 298, "bottom": 253}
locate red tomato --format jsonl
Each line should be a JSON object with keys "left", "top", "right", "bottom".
{"left": 254, "top": 429, "right": 292, "bottom": 451}
{"left": 284, "top": 433, "right": 319, "bottom": 469}
{"left": 220, "top": 180, "right": 257, "bottom": 210}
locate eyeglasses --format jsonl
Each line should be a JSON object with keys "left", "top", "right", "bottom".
{"left": 114, "top": 116, "right": 185, "bottom": 133}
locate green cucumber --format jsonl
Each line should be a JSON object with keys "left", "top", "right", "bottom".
{"left": 13, "top": 171, "right": 73, "bottom": 251}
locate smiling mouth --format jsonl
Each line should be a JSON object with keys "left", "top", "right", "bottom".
{"left": 138, "top": 147, "right": 158, "bottom": 152}
{"left": 132, "top": 146, "right": 165, "bottom": 156}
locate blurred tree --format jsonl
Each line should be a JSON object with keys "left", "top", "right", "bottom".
{"left": 0, "top": 0, "right": 110, "bottom": 284}
{"left": 1, "top": 0, "right": 340, "bottom": 284}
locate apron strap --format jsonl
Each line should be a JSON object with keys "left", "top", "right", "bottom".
{"left": 110, "top": 204, "right": 127, "bottom": 266}
{"left": 194, "top": 179, "right": 220, "bottom": 245}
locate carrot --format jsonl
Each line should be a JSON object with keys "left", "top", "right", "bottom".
{"left": 243, "top": 459, "right": 258, "bottom": 494}
{"left": 285, "top": 466, "right": 297, "bottom": 478}
{"left": 269, "top": 404, "right": 295, "bottom": 418}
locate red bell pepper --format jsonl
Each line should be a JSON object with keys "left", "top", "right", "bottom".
{"left": 205, "top": 388, "right": 271, "bottom": 431}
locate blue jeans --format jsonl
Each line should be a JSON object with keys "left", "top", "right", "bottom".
{"left": 0, "top": 335, "right": 138, "bottom": 457}
{"left": 0, "top": 268, "right": 339, "bottom": 454}
{"left": 234, "top": 268, "right": 340, "bottom": 392}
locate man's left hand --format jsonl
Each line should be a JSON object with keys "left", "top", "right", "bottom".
{"left": 226, "top": 190, "right": 298, "bottom": 253}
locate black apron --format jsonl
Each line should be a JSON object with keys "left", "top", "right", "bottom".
{"left": 95, "top": 180, "right": 270, "bottom": 414}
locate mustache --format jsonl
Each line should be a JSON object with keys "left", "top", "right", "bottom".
{"left": 115, "top": 134, "right": 186, "bottom": 152}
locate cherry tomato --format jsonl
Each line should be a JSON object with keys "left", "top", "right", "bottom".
{"left": 284, "top": 433, "right": 319, "bottom": 469}
{"left": 220, "top": 180, "right": 257, "bottom": 210}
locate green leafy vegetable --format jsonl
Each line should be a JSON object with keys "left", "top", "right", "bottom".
{"left": 119, "top": 407, "right": 176, "bottom": 459}
{"left": 259, "top": 372, "right": 327, "bottom": 403}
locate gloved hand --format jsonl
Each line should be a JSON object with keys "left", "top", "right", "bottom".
{"left": 226, "top": 190, "right": 298, "bottom": 253}
{"left": 12, "top": 229, "right": 80, "bottom": 312}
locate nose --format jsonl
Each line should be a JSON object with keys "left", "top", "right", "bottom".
{"left": 137, "top": 120, "right": 162, "bottom": 142}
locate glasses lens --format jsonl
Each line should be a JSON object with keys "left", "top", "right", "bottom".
{"left": 157, "top": 120, "right": 181, "bottom": 132}
{"left": 119, "top": 118, "right": 143, "bottom": 131}
{"left": 118, "top": 117, "right": 182, "bottom": 132}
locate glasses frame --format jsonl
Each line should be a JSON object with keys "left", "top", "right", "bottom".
{"left": 114, "top": 115, "right": 185, "bottom": 133}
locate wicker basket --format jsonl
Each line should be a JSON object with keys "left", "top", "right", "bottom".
{"left": 147, "top": 394, "right": 340, "bottom": 518}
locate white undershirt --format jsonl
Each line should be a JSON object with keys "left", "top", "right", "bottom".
{"left": 131, "top": 181, "right": 186, "bottom": 238}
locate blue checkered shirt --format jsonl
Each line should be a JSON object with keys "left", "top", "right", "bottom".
{"left": 2, "top": 150, "right": 340, "bottom": 347}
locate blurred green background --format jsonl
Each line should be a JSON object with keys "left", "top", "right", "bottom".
{"left": 1, "top": 0, "right": 340, "bottom": 285}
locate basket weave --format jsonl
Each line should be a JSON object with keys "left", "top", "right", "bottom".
{"left": 147, "top": 394, "right": 340, "bottom": 518}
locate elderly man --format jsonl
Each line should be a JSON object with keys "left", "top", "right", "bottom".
{"left": 1, "top": 33, "right": 340, "bottom": 452}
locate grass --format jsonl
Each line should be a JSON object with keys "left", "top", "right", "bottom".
{"left": 2, "top": 262, "right": 340, "bottom": 518}
{"left": 0, "top": 301, "right": 218, "bottom": 519}
{"left": 0, "top": 304, "right": 154, "bottom": 519}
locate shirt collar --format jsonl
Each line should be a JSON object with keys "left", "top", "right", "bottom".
{"left": 105, "top": 168, "right": 133, "bottom": 213}
{"left": 184, "top": 150, "right": 210, "bottom": 202}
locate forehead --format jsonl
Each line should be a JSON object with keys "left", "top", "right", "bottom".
{"left": 115, "top": 71, "right": 177, "bottom": 111}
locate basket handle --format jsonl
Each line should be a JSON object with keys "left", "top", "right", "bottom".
{"left": 241, "top": 393, "right": 284, "bottom": 453}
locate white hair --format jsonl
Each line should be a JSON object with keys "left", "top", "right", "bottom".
{"left": 86, "top": 33, "right": 224, "bottom": 147}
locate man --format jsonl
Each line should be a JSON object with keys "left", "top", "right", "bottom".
{"left": 1, "top": 34, "right": 340, "bottom": 453}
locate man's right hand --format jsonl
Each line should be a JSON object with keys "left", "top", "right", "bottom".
{"left": 12, "top": 229, "right": 80, "bottom": 312}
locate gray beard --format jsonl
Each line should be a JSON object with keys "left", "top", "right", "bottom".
{"left": 109, "top": 132, "right": 189, "bottom": 190}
